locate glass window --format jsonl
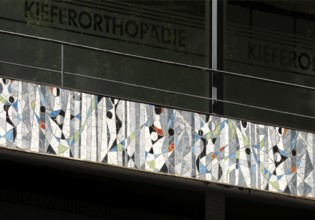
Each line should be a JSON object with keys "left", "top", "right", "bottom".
{"left": 219, "top": 0, "right": 315, "bottom": 132}
{"left": 0, "top": 0, "right": 212, "bottom": 113}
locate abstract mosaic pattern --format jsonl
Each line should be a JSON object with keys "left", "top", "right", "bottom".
{"left": 0, "top": 78, "right": 314, "bottom": 199}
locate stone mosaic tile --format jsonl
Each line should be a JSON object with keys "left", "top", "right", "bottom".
{"left": 0, "top": 78, "right": 314, "bottom": 198}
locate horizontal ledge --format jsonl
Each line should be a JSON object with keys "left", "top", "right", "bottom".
{"left": 1, "top": 147, "right": 315, "bottom": 210}
{"left": 0, "top": 147, "right": 204, "bottom": 192}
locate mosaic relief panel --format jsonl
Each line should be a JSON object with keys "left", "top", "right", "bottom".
{"left": 0, "top": 78, "right": 314, "bottom": 198}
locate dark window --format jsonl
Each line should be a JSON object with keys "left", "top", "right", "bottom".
{"left": 218, "top": 0, "right": 315, "bottom": 132}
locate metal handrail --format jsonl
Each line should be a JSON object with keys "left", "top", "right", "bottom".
{"left": 1, "top": 29, "right": 315, "bottom": 133}
{"left": 1, "top": 29, "right": 314, "bottom": 91}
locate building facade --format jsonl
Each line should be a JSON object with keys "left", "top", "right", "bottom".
{"left": 0, "top": 0, "right": 315, "bottom": 219}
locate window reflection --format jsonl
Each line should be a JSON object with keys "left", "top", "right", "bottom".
{"left": 221, "top": 0, "right": 315, "bottom": 132}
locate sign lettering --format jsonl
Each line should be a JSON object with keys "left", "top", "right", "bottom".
{"left": 24, "top": 0, "right": 187, "bottom": 47}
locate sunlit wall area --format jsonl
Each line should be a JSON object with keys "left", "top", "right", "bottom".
{"left": 0, "top": 77, "right": 314, "bottom": 199}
